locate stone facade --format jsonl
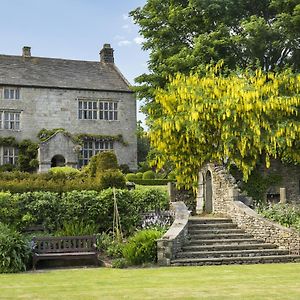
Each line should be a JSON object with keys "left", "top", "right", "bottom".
{"left": 0, "top": 45, "right": 137, "bottom": 171}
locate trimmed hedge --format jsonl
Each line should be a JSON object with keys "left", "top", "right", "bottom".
{"left": 129, "top": 179, "right": 171, "bottom": 186}
{"left": 0, "top": 188, "right": 169, "bottom": 235}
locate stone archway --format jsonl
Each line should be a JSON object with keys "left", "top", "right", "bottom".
{"left": 196, "top": 173, "right": 205, "bottom": 214}
{"left": 205, "top": 170, "right": 213, "bottom": 213}
{"left": 51, "top": 155, "right": 66, "bottom": 167}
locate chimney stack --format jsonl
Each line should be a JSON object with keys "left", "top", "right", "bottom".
{"left": 22, "top": 46, "right": 31, "bottom": 57}
{"left": 100, "top": 44, "right": 114, "bottom": 63}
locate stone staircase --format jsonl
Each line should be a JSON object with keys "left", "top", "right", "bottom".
{"left": 171, "top": 217, "right": 300, "bottom": 266}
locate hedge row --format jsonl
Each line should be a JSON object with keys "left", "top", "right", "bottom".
{"left": 130, "top": 179, "right": 171, "bottom": 186}
{"left": 0, "top": 188, "right": 169, "bottom": 235}
{"left": 0, "top": 170, "right": 126, "bottom": 193}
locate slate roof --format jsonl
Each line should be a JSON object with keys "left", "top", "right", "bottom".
{"left": 0, "top": 54, "right": 132, "bottom": 92}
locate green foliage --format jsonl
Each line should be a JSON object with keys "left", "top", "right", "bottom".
{"left": 130, "top": 0, "right": 300, "bottom": 104}
{"left": 132, "top": 188, "right": 169, "bottom": 212}
{"left": 119, "top": 164, "right": 130, "bottom": 174}
{"left": 0, "top": 138, "right": 38, "bottom": 173}
{"left": 137, "top": 120, "right": 150, "bottom": 164}
{"left": 0, "top": 188, "right": 169, "bottom": 235}
{"left": 0, "top": 223, "right": 30, "bottom": 273}
{"left": 258, "top": 204, "right": 300, "bottom": 232}
{"left": 130, "top": 179, "right": 170, "bottom": 186}
{"left": 142, "top": 170, "right": 156, "bottom": 180}
{"left": 37, "top": 128, "right": 66, "bottom": 141}
{"left": 98, "top": 170, "right": 126, "bottom": 189}
{"left": 149, "top": 66, "right": 300, "bottom": 188}
{"left": 126, "top": 173, "right": 138, "bottom": 181}
{"left": 48, "top": 166, "right": 80, "bottom": 176}
{"left": 55, "top": 221, "right": 98, "bottom": 236}
{"left": 111, "top": 258, "right": 128, "bottom": 269}
{"left": 136, "top": 172, "right": 143, "bottom": 179}
{"left": 238, "top": 169, "right": 282, "bottom": 205}
{"left": 123, "top": 229, "right": 163, "bottom": 265}
{"left": 85, "top": 151, "right": 119, "bottom": 177}
{"left": 96, "top": 233, "right": 124, "bottom": 259}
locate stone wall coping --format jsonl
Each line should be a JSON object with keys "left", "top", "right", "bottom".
{"left": 233, "top": 200, "right": 300, "bottom": 235}
{"left": 158, "top": 201, "right": 190, "bottom": 241}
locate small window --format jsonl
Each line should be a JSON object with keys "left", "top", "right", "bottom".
{"left": 0, "top": 111, "right": 21, "bottom": 130}
{"left": 2, "top": 147, "right": 18, "bottom": 165}
{"left": 3, "top": 88, "right": 20, "bottom": 100}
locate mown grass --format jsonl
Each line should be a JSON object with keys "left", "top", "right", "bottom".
{"left": 0, "top": 263, "right": 299, "bottom": 299}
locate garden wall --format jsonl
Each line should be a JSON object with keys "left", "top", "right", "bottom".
{"left": 199, "top": 164, "right": 300, "bottom": 254}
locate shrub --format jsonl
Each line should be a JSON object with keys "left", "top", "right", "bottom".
{"left": 0, "top": 192, "right": 19, "bottom": 226}
{"left": 142, "top": 170, "right": 156, "bottom": 180}
{"left": 55, "top": 221, "right": 98, "bottom": 236}
{"left": 129, "top": 179, "right": 170, "bottom": 186}
{"left": 126, "top": 173, "right": 137, "bottom": 181}
{"left": 258, "top": 204, "right": 300, "bottom": 232}
{"left": 87, "top": 151, "right": 119, "bottom": 176}
{"left": 119, "top": 164, "right": 130, "bottom": 174}
{"left": 123, "top": 229, "right": 163, "bottom": 265}
{"left": 136, "top": 172, "right": 143, "bottom": 179}
{"left": 96, "top": 233, "right": 124, "bottom": 259}
{"left": 0, "top": 223, "right": 31, "bottom": 273}
{"left": 98, "top": 169, "right": 126, "bottom": 189}
{"left": 132, "top": 189, "right": 169, "bottom": 212}
{"left": 111, "top": 258, "right": 128, "bottom": 268}
{"left": 48, "top": 166, "right": 80, "bottom": 176}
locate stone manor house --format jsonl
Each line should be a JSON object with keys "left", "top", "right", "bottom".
{"left": 0, "top": 44, "right": 137, "bottom": 172}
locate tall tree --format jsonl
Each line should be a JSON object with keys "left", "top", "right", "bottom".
{"left": 150, "top": 65, "right": 300, "bottom": 188}
{"left": 131, "top": 0, "right": 300, "bottom": 106}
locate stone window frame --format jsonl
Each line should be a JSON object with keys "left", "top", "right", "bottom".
{"left": 1, "top": 146, "right": 18, "bottom": 165}
{"left": 78, "top": 99, "right": 118, "bottom": 121}
{"left": 0, "top": 110, "right": 21, "bottom": 131}
{"left": 2, "top": 87, "right": 20, "bottom": 100}
{"left": 79, "top": 140, "right": 114, "bottom": 167}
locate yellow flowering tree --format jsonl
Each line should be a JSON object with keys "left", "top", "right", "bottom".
{"left": 150, "top": 64, "right": 300, "bottom": 188}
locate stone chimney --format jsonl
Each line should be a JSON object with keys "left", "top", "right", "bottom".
{"left": 100, "top": 44, "right": 114, "bottom": 63}
{"left": 22, "top": 46, "right": 31, "bottom": 57}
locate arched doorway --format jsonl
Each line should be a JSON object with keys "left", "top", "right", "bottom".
{"left": 51, "top": 155, "right": 65, "bottom": 167}
{"left": 205, "top": 170, "right": 213, "bottom": 213}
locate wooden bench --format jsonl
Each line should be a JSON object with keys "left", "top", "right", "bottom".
{"left": 32, "top": 235, "right": 99, "bottom": 269}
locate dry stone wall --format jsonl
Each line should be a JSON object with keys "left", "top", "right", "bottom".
{"left": 199, "top": 164, "right": 300, "bottom": 254}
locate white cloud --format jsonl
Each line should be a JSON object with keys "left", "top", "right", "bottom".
{"left": 122, "top": 24, "right": 130, "bottom": 30}
{"left": 118, "top": 40, "right": 132, "bottom": 47}
{"left": 134, "top": 36, "right": 145, "bottom": 45}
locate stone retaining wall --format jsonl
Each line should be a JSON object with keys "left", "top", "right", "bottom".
{"left": 157, "top": 201, "right": 190, "bottom": 266}
{"left": 199, "top": 164, "right": 300, "bottom": 254}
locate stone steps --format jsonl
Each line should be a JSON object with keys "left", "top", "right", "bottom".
{"left": 183, "top": 243, "right": 277, "bottom": 252}
{"left": 176, "top": 248, "right": 289, "bottom": 259}
{"left": 171, "top": 217, "right": 300, "bottom": 266}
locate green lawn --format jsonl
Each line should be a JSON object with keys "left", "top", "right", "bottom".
{"left": 0, "top": 263, "right": 299, "bottom": 299}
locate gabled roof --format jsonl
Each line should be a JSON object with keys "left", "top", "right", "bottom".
{"left": 0, "top": 54, "right": 132, "bottom": 92}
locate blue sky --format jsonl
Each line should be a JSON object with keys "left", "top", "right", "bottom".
{"left": 0, "top": 0, "right": 148, "bottom": 122}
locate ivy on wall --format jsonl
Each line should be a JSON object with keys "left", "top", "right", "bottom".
{"left": 37, "top": 128, "right": 128, "bottom": 146}
{"left": 0, "top": 137, "right": 38, "bottom": 172}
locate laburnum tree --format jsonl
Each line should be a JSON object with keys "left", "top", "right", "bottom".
{"left": 149, "top": 64, "right": 300, "bottom": 188}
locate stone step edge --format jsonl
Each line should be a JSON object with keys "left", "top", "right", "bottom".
{"left": 171, "top": 255, "right": 300, "bottom": 264}
{"left": 188, "top": 238, "right": 261, "bottom": 244}
{"left": 176, "top": 249, "right": 289, "bottom": 256}
{"left": 183, "top": 243, "right": 277, "bottom": 251}
{"left": 189, "top": 233, "right": 254, "bottom": 239}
